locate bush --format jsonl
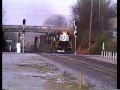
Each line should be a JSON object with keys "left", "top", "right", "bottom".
{"left": 89, "top": 32, "right": 117, "bottom": 54}
{"left": 105, "top": 39, "right": 117, "bottom": 52}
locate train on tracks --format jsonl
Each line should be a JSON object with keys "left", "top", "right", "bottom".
{"left": 56, "top": 30, "right": 72, "bottom": 53}
{"left": 33, "top": 29, "right": 73, "bottom": 53}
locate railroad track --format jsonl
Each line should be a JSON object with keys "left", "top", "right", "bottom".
{"left": 39, "top": 53, "right": 117, "bottom": 80}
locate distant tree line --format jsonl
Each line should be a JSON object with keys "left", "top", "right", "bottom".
{"left": 44, "top": 14, "right": 68, "bottom": 27}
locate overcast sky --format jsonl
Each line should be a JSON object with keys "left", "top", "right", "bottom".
{"left": 3, "top": 0, "right": 117, "bottom": 26}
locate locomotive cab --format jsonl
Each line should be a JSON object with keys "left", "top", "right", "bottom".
{"left": 56, "top": 31, "right": 72, "bottom": 53}
{"left": 56, "top": 41, "right": 72, "bottom": 53}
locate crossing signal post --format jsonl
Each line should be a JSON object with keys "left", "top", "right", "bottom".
{"left": 22, "top": 19, "right": 26, "bottom": 53}
{"left": 74, "top": 20, "right": 77, "bottom": 54}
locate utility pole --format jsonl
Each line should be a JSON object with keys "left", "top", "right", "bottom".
{"left": 88, "top": 0, "right": 94, "bottom": 50}
{"left": 101, "top": 0, "right": 104, "bottom": 34}
{"left": 99, "top": 0, "right": 101, "bottom": 31}
{"left": 101, "top": 0, "right": 105, "bottom": 51}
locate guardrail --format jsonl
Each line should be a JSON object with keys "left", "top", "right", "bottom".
{"left": 101, "top": 51, "right": 117, "bottom": 60}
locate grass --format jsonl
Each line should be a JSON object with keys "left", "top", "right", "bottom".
{"left": 45, "top": 72, "right": 95, "bottom": 90}
{"left": 17, "top": 61, "right": 95, "bottom": 90}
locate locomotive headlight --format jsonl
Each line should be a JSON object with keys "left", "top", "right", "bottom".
{"left": 62, "top": 32, "right": 67, "bottom": 35}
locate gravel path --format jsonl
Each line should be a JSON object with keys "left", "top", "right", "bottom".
{"left": 2, "top": 52, "right": 117, "bottom": 90}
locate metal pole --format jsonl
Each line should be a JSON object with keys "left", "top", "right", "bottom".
{"left": 22, "top": 25, "right": 25, "bottom": 53}
{"left": 75, "top": 35, "right": 77, "bottom": 54}
{"left": 23, "top": 34, "right": 24, "bottom": 53}
{"left": 88, "top": 0, "right": 94, "bottom": 50}
{"left": 75, "top": 26, "right": 77, "bottom": 54}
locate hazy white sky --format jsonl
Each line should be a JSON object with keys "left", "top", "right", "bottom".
{"left": 3, "top": 0, "right": 116, "bottom": 26}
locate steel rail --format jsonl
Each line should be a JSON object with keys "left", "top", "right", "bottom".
{"left": 40, "top": 53, "right": 117, "bottom": 80}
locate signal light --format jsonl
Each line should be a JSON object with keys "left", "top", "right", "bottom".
{"left": 74, "top": 20, "right": 77, "bottom": 26}
{"left": 23, "top": 19, "right": 26, "bottom": 25}
{"left": 62, "top": 32, "right": 67, "bottom": 35}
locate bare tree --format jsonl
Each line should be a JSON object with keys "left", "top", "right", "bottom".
{"left": 2, "top": 8, "right": 18, "bottom": 51}
{"left": 109, "top": 3, "right": 117, "bottom": 17}
{"left": 44, "top": 14, "right": 67, "bottom": 27}
{"left": 2, "top": 8, "right": 5, "bottom": 18}
{"left": 2, "top": 8, "right": 7, "bottom": 24}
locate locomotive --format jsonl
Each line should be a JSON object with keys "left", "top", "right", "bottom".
{"left": 56, "top": 30, "right": 72, "bottom": 53}
{"left": 32, "top": 29, "right": 73, "bottom": 53}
